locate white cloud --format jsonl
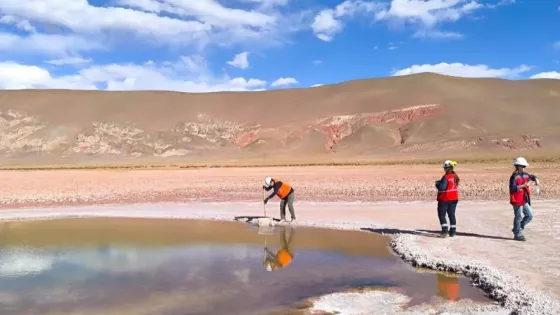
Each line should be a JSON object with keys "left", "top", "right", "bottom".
{"left": 0, "top": 0, "right": 299, "bottom": 51}
{"left": 391, "top": 62, "right": 533, "bottom": 78}
{"left": 377, "top": 0, "right": 484, "bottom": 27}
{"left": 311, "top": 10, "right": 342, "bottom": 42}
{"left": 0, "top": 62, "right": 97, "bottom": 90}
{"left": 486, "top": 0, "right": 516, "bottom": 9}
{"left": 271, "top": 77, "right": 298, "bottom": 87}
{"left": 311, "top": 0, "right": 383, "bottom": 41}
{"left": 311, "top": 83, "right": 324, "bottom": 87}
{"left": 227, "top": 52, "right": 250, "bottom": 69}
{"left": 313, "top": 60, "right": 322, "bottom": 65}
{"left": 0, "top": 32, "right": 103, "bottom": 57}
{"left": 0, "top": 1, "right": 208, "bottom": 41}
{"left": 115, "top": 0, "right": 274, "bottom": 28}
{"left": 412, "top": 29, "right": 463, "bottom": 39}
{"left": 237, "top": 0, "right": 290, "bottom": 10}
{"left": 530, "top": 72, "right": 560, "bottom": 79}
{"left": 0, "top": 14, "right": 35, "bottom": 32}
{"left": 46, "top": 57, "right": 92, "bottom": 66}
{"left": 311, "top": 0, "right": 508, "bottom": 41}
{"left": 0, "top": 56, "right": 269, "bottom": 92}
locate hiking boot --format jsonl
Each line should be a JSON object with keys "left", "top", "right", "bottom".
{"left": 439, "top": 231, "right": 448, "bottom": 238}
{"left": 514, "top": 235, "right": 526, "bottom": 242}
{"left": 449, "top": 231, "right": 456, "bottom": 237}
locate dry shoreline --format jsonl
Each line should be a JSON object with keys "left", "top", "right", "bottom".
{"left": 1, "top": 165, "right": 559, "bottom": 314}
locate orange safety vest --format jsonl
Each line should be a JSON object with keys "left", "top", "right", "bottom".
{"left": 437, "top": 173, "right": 458, "bottom": 201}
{"left": 510, "top": 173, "right": 530, "bottom": 206}
{"left": 273, "top": 178, "right": 292, "bottom": 199}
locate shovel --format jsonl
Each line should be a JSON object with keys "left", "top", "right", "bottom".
{"left": 257, "top": 188, "right": 275, "bottom": 227}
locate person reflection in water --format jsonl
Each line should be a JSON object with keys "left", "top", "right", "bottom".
{"left": 437, "top": 273, "right": 459, "bottom": 302}
{"left": 263, "top": 226, "right": 295, "bottom": 272}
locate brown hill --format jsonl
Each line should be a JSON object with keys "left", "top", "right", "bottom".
{"left": 1, "top": 73, "right": 559, "bottom": 167}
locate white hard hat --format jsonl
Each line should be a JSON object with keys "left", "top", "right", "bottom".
{"left": 513, "top": 157, "right": 528, "bottom": 167}
{"left": 443, "top": 160, "right": 457, "bottom": 168}
{"left": 264, "top": 177, "right": 273, "bottom": 187}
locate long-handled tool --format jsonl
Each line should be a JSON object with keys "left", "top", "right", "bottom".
{"left": 263, "top": 188, "right": 267, "bottom": 217}
{"left": 257, "top": 188, "right": 274, "bottom": 227}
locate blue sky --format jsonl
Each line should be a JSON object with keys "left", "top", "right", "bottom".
{"left": 0, "top": 0, "right": 558, "bottom": 92}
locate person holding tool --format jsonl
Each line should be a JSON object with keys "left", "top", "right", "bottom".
{"left": 263, "top": 177, "right": 296, "bottom": 222}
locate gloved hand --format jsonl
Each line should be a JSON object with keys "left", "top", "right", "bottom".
{"left": 262, "top": 185, "right": 267, "bottom": 190}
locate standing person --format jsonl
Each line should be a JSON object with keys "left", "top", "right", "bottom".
{"left": 509, "top": 157, "right": 540, "bottom": 242}
{"left": 263, "top": 177, "right": 296, "bottom": 222}
{"left": 435, "top": 160, "right": 460, "bottom": 238}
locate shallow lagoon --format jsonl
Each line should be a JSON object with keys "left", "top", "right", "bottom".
{"left": 0, "top": 218, "right": 490, "bottom": 314}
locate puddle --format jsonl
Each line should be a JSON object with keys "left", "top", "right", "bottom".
{"left": 0, "top": 218, "right": 491, "bottom": 315}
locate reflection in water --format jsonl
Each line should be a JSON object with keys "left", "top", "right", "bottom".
{"left": 264, "top": 226, "right": 295, "bottom": 272}
{"left": 437, "top": 273, "right": 460, "bottom": 302}
{"left": 0, "top": 218, "right": 489, "bottom": 315}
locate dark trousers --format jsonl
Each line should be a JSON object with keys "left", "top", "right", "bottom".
{"left": 280, "top": 192, "right": 295, "bottom": 220}
{"left": 437, "top": 200, "right": 458, "bottom": 232}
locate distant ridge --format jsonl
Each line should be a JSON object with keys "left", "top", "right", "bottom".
{"left": 1, "top": 73, "right": 559, "bottom": 167}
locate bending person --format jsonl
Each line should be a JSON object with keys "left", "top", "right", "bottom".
{"left": 263, "top": 177, "right": 296, "bottom": 222}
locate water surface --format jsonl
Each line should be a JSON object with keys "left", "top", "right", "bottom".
{"left": 0, "top": 218, "right": 489, "bottom": 315}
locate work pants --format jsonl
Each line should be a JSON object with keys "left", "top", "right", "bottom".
{"left": 437, "top": 200, "right": 458, "bottom": 233}
{"left": 280, "top": 192, "right": 295, "bottom": 220}
{"left": 512, "top": 203, "right": 533, "bottom": 236}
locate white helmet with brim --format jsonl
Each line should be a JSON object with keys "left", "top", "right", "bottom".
{"left": 513, "top": 157, "right": 528, "bottom": 167}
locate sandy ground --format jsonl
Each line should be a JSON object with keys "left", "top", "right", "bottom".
{"left": 2, "top": 164, "right": 560, "bottom": 207}
{"left": 1, "top": 165, "right": 559, "bottom": 314}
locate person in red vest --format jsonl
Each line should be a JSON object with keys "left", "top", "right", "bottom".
{"left": 509, "top": 157, "right": 540, "bottom": 242}
{"left": 263, "top": 177, "right": 296, "bottom": 222}
{"left": 435, "top": 160, "right": 460, "bottom": 237}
